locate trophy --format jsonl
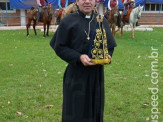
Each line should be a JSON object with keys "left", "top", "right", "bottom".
{"left": 88, "top": 15, "right": 111, "bottom": 65}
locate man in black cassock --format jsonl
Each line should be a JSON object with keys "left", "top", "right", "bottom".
{"left": 50, "top": 0, "right": 117, "bottom": 121}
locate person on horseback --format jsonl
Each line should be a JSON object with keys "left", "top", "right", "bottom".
{"left": 36, "top": 0, "right": 49, "bottom": 23}
{"left": 122, "top": 0, "right": 135, "bottom": 25}
{"left": 55, "top": 0, "right": 69, "bottom": 24}
{"left": 108, "top": 0, "right": 121, "bottom": 28}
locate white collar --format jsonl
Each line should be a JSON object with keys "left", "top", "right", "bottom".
{"left": 85, "top": 15, "right": 91, "bottom": 19}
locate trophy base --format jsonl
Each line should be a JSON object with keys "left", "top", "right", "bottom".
{"left": 91, "top": 58, "right": 111, "bottom": 65}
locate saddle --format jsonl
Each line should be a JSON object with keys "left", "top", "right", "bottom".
{"left": 27, "top": 8, "right": 38, "bottom": 20}
{"left": 121, "top": 8, "right": 132, "bottom": 23}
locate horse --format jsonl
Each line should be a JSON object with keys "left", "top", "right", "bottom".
{"left": 26, "top": 4, "right": 53, "bottom": 37}
{"left": 104, "top": 6, "right": 119, "bottom": 38}
{"left": 60, "top": 3, "right": 78, "bottom": 20}
{"left": 55, "top": 3, "right": 98, "bottom": 24}
{"left": 54, "top": 3, "right": 78, "bottom": 24}
{"left": 120, "top": 5, "right": 144, "bottom": 38}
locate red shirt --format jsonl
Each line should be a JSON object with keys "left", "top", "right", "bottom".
{"left": 40, "top": 0, "right": 45, "bottom": 6}
{"left": 61, "top": 0, "right": 66, "bottom": 8}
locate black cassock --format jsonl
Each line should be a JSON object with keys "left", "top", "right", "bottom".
{"left": 50, "top": 10, "right": 117, "bottom": 122}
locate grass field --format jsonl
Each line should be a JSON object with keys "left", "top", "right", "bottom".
{"left": 0, "top": 28, "right": 162, "bottom": 122}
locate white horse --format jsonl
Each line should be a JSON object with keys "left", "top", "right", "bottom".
{"left": 129, "top": 5, "right": 144, "bottom": 38}
{"left": 120, "top": 5, "right": 144, "bottom": 38}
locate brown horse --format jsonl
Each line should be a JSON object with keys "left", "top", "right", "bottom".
{"left": 26, "top": 4, "right": 53, "bottom": 37}
{"left": 104, "top": 6, "right": 119, "bottom": 38}
{"left": 55, "top": 3, "right": 97, "bottom": 24}
{"left": 61, "top": 3, "right": 97, "bottom": 19}
{"left": 55, "top": 3, "right": 98, "bottom": 24}
{"left": 60, "top": 3, "right": 78, "bottom": 20}
{"left": 54, "top": 3, "right": 78, "bottom": 24}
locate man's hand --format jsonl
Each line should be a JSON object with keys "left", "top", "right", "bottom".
{"left": 108, "top": 55, "right": 112, "bottom": 60}
{"left": 80, "top": 54, "right": 95, "bottom": 66}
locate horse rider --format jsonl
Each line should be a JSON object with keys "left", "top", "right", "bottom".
{"left": 55, "top": 0, "right": 69, "bottom": 24}
{"left": 36, "top": 0, "right": 49, "bottom": 23}
{"left": 122, "top": 0, "right": 135, "bottom": 25}
{"left": 108, "top": 0, "right": 121, "bottom": 27}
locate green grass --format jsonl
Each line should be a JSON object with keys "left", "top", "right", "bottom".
{"left": 0, "top": 28, "right": 162, "bottom": 121}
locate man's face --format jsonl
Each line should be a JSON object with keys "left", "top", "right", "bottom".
{"left": 76, "top": 0, "right": 95, "bottom": 15}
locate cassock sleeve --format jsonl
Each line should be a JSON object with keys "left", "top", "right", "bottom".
{"left": 50, "top": 21, "right": 81, "bottom": 65}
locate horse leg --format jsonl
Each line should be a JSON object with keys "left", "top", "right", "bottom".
{"left": 115, "top": 28, "right": 120, "bottom": 33}
{"left": 26, "top": 19, "right": 31, "bottom": 36}
{"left": 46, "top": 23, "right": 50, "bottom": 36}
{"left": 112, "top": 26, "right": 116, "bottom": 38}
{"left": 26, "top": 23, "right": 30, "bottom": 36}
{"left": 122, "top": 27, "right": 123, "bottom": 35}
{"left": 119, "top": 21, "right": 123, "bottom": 36}
{"left": 43, "top": 23, "right": 46, "bottom": 37}
{"left": 118, "top": 27, "right": 121, "bottom": 36}
{"left": 131, "top": 26, "right": 135, "bottom": 39}
{"left": 113, "top": 24, "right": 119, "bottom": 37}
{"left": 33, "top": 20, "right": 37, "bottom": 35}
{"left": 120, "top": 26, "right": 123, "bottom": 36}
{"left": 132, "top": 27, "right": 135, "bottom": 38}
{"left": 115, "top": 27, "right": 120, "bottom": 37}
{"left": 118, "top": 24, "right": 122, "bottom": 36}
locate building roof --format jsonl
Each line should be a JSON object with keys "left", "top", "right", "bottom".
{"left": 10, "top": 0, "right": 162, "bottom": 10}
{"left": 146, "top": 0, "right": 163, "bottom": 3}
